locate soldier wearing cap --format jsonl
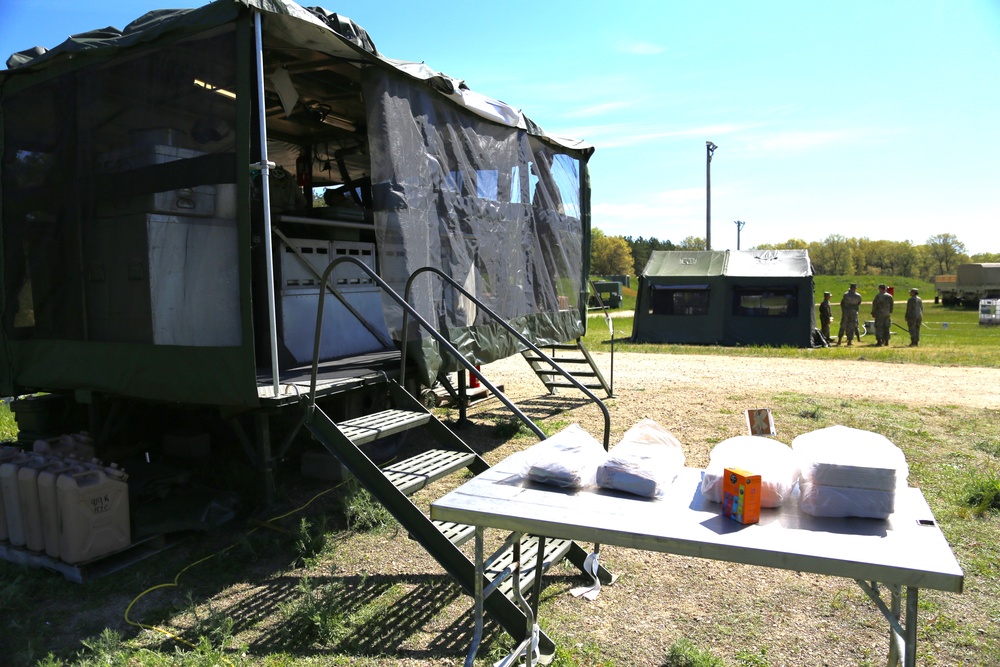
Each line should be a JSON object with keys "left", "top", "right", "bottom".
{"left": 818, "top": 291, "right": 833, "bottom": 344}
{"left": 871, "top": 283, "right": 894, "bottom": 346}
{"left": 905, "top": 288, "right": 923, "bottom": 346}
{"left": 838, "top": 283, "right": 862, "bottom": 346}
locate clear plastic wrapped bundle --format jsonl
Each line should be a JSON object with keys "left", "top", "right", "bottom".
{"left": 524, "top": 424, "right": 606, "bottom": 489}
{"left": 792, "top": 425, "right": 909, "bottom": 519}
{"left": 701, "top": 435, "right": 799, "bottom": 508}
{"left": 798, "top": 481, "right": 897, "bottom": 519}
{"left": 596, "top": 419, "right": 686, "bottom": 498}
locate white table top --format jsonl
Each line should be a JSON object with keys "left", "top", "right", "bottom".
{"left": 431, "top": 452, "right": 964, "bottom": 593}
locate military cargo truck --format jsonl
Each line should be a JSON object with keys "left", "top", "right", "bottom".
{"left": 934, "top": 264, "right": 1000, "bottom": 306}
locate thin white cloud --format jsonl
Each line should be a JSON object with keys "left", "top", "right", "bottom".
{"left": 593, "top": 188, "right": 705, "bottom": 231}
{"left": 619, "top": 41, "right": 665, "bottom": 56}
{"left": 556, "top": 122, "right": 753, "bottom": 149}
{"left": 744, "top": 128, "right": 868, "bottom": 154}
{"left": 563, "top": 101, "right": 633, "bottom": 118}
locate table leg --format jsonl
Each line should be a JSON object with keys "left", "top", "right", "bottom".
{"left": 532, "top": 535, "right": 546, "bottom": 616}
{"left": 465, "top": 526, "right": 485, "bottom": 667}
{"left": 889, "top": 585, "right": 901, "bottom": 666}
{"left": 904, "top": 587, "right": 918, "bottom": 667}
{"left": 855, "top": 580, "right": 913, "bottom": 667}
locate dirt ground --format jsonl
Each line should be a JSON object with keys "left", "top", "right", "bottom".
{"left": 486, "top": 350, "right": 1000, "bottom": 412}
{"left": 421, "top": 351, "right": 1000, "bottom": 666}
{"left": 478, "top": 351, "right": 1000, "bottom": 466}
{"left": 35, "top": 351, "right": 998, "bottom": 667}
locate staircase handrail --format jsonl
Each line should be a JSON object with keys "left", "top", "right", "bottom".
{"left": 401, "top": 266, "right": 611, "bottom": 450}
{"left": 307, "top": 257, "right": 550, "bottom": 444}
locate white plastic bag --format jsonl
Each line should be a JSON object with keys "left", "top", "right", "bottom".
{"left": 799, "top": 481, "right": 896, "bottom": 519}
{"left": 597, "top": 419, "right": 685, "bottom": 497}
{"left": 792, "top": 425, "right": 908, "bottom": 519}
{"left": 792, "top": 425, "right": 908, "bottom": 491}
{"left": 524, "top": 424, "right": 606, "bottom": 489}
{"left": 701, "top": 435, "right": 798, "bottom": 508}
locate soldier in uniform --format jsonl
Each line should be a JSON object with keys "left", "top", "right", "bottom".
{"left": 871, "top": 283, "right": 894, "bottom": 346}
{"left": 838, "top": 283, "right": 863, "bottom": 346}
{"left": 905, "top": 288, "right": 923, "bottom": 346}
{"left": 818, "top": 292, "right": 833, "bottom": 344}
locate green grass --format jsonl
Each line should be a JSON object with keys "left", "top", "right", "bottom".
{"left": 962, "top": 470, "right": 1000, "bottom": 515}
{"left": 1, "top": 401, "right": 17, "bottom": 441}
{"left": 5, "top": 390, "right": 995, "bottom": 667}
{"left": 662, "top": 639, "right": 725, "bottom": 667}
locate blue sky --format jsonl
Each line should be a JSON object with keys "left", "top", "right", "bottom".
{"left": 2, "top": 0, "right": 998, "bottom": 254}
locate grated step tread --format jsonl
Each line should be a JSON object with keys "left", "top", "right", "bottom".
{"left": 432, "top": 520, "right": 476, "bottom": 547}
{"left": 543, "top": 382, "right": 605, "bottom": 390}
{"left": 524, "top": 356, "right": 590, "bottom": 364}
{"left": 337, "top": 409, "right": 431, "bottom": 445}
{"left": 488, "top": 535, "right": 573, "bottom": 597}
{"left": 384, "top": 448, "right": 476, "bottom": 495}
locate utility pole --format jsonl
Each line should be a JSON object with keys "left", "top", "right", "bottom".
{"left": 734, "top": 220, "right": 746, "bottom": 250}
{"left": 706, "top": 141, "right": 717, "bottom": 251}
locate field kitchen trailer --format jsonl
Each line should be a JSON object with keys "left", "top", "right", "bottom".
{"left": 1, "top": 0, "right": 614, "bottom": 624}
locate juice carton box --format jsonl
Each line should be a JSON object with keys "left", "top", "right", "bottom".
{"left": 722, "top": 467, "right": 761, "bottom": 525}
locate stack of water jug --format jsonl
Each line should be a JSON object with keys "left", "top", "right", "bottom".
{"left": 0, "top": 434, "right": 130, "bottom": 564}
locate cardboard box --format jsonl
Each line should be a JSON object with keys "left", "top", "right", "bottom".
{"left": 722, "top": 467, "right": 761, "bottom": 524}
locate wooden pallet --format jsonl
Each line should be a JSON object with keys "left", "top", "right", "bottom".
{"left": 0, "top": 534, "right": 183, "bottom": 583}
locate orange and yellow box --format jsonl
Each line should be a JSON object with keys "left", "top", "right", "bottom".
{"left": 722, "top": 467, "right": 761, "bottom": 524}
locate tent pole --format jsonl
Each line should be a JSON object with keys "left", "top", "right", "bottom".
{"left": 254, "top": 11, "right": 281, "bottom": 396}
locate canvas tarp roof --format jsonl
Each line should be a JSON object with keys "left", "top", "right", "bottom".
{"left": 641, "top": 249, "right": 812, "bottom": 278}
{"left": 3, "top": 0, "right": 591, "bottom": 156}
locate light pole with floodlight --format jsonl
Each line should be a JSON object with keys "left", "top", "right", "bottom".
{"left": 706, "top": 141, "right": 717, "bottom": 251}
{"left": 735, "top": 220, "right": 745, "bottom": 250}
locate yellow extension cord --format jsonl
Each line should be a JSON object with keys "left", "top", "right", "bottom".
{"left": 122, "top": 476, "right": 354, "bottom": 661}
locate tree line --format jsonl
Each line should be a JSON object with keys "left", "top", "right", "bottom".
{"left": 591, "top": 231, "right": 999, "bottom": 280}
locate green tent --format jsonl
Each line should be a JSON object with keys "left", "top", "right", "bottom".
{"left": 0, "top": 0, "right": 593, "bottom": 409}
{"left": 633, "top": 249, "right": 817, "bottom": 347}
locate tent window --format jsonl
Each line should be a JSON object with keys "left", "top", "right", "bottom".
{"left": 649, "top": 285, "right": 709, "bottom": 315}
{"left": 732, "top": 288, "right": 798, "bottom": 317}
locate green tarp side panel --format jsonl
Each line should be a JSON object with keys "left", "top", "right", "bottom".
{"left": 721, "top": 277, "right": 817, "bottom": 347}
{"left": 10, "top": 340, "right": 256, "bottom": 406}
{"left": 633, "top": 275, "right": 726, "bottom": 345}
{"left": 1, "top": 19, "right": 259, "bottom": 406}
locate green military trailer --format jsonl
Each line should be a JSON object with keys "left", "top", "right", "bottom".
{"left": 1, "top": 0, "right": 595, "bottom": 466}
{"left": 0, "top": 0, "right": 613, "bottom": 646}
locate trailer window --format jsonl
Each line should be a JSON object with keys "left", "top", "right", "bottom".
{"left": 475, "top": 170, "right": 498, "bottom": 201}
{"left": 1, "top": 28, "right": 240, "bottom": 345}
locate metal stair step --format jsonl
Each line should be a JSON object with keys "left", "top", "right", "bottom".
{"left": 383, "top": 448, "right": 477, "bottom": 495}
{"left": 543, "top": 382, "right": 605, "bottom": 390}
{"left": 432, "top": 519, "right": 476, "bottom": 547}
{"left": 488, "top": 535, "right": 574, "bottom": 597}
{"left": 524, "top": 356, "right": 590, "bottom": 364}
{"left": 337, "top": 409, "right": 432, "bottom": 445}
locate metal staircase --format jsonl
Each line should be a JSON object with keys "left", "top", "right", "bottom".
{"left": 522, "top": 338, "right": 613, "bottom": 398}
{"left": 302, "top": 258, "right": 614, "bottom": 661}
